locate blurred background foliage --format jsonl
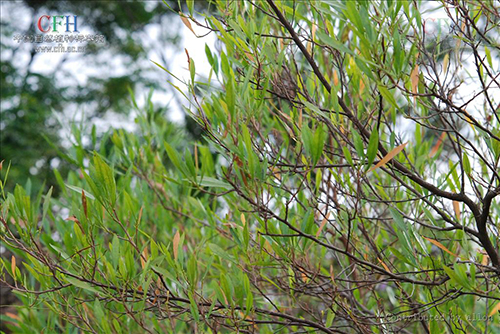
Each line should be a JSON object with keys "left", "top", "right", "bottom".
{"left": 0, "top": 0, "right": 209, "bottom": 196}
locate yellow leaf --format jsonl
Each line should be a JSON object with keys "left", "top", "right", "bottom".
{"left": 481, "top": 253, "right": 489, "bottom": 266}
{"left": 489, "top": 302, "right": 500, "bottom": 317}
{"left": 410, "top": 64, "right": 419, "bottom": 96}
{"left": 179, "top": 12, "right": 197, "bottom": 36}
{"left": 141, "top": 247, "right": 149, "bottom": 269}
{"left": 173, "top": 230, "right": 180, "bottom": 261}
{"left": 443, "top": 53, "right": 449, "bottom": 73}
{"left": 272, "top": 167, "right": 281, "bottom": 180}
{"left": 264, "top": 239, "right": 273, "bottom": 253}
{"left": 157, "top": 277, "right": 162, "bottom": 289}
{"left": 315, "top": 212, "right": 331, "bottom": 238}
{"left": 453, "top": 201, "right": 461, "bottom": 220}
{"left": 462, "top": 109, "right": 476, "bottom": 133}
{"left": 333, "top": 70, "right": 339, "bottom": 86}
{"left": 423, "top": 236, "right": 458, "bottom": 258}
{"left": 307, "top": 24, "right": 317, "bottom": 54}
{"left": 11, "top": 255, "right": 16, "bottom": 277}
{"left": 137, "top": 206, "right": 143, "bottom": 225}
{"left": 240, "top": 213, "right": 246, "bottom": 226}
{"left": 369, "top": 142, "right": 408, "bottom": 172}
{"left": 378, "top": 258, "right": 391, "bottom": 273}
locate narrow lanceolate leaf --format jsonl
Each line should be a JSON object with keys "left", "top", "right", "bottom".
{"left": 369, "top": 142, "right": 408, "bottom": 172}
{"left": 489, "top": 302, "right": 500, "bottom": 317}
{"left": 366, "top": 130, "right": 379, "bottom": 168}
{"left": 82, "top": 190, "right": 87, "bottom": 219}
{"left": 410, "top": 64, "right": 419, "bottom": 92}
{"left": 423, "top": 236, "right": 458, "bottom": 258}
{"left": 66, "top": 276, "right": 99, "bottom": 294}
{"left": 410, "top": 64, "right": 419, "bottom": 103}
{"left": 11, "top": 255, "right": 16, "bottom": 277}
{"left": 453, "top": 201, "right": 461, "bottom": 220}
{"left": 173, "top": 230, "right": 180, "bottom": 261}
{"left": 179, "top": 13, "right": 197, "bottom": 36}
{"left": 315, "top": 212, "right": 331, "bottom": 238}
{"left": 430, "top": 133, "right": 446, "bottom": 157}
{"left": 377, "top": 258, "right": 391, "bottom": 273}
{"left": 442, "top": 53, "right": 450, "bottom": 73}
{"left": 141, "top": 247, "right": 149, "bottom": 269}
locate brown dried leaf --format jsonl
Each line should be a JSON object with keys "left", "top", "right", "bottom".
{"left": 378, "top": 258, "right": 391, "bottom": 273}
{"left": 141, "top": 247, "right": 149, "bottom": 269}
{"left": 81, "top": 190, "right": 88, "bottom": 219}
{"left": 489, "top": 302, "right": 500, "bottom": 317}
{"left": 67, "top": 215, "right": 85, "bottom": 234}
{"left": 179, "top": 13, "right": 196, "bottom": 36}
{"left": 423, "top": 236, "right": 458, "bottom": 258}
{"left": 11, "top": 255, "right": 16, "bottom": 277}
{"left": 430, "top": 132, "right": 446, "bottom": 157}
{"left": 5, "top": 312, "right": 19, "bottom": 321}
{"left": 333, "top": 70, "right": 339, "bottom": 86}
{"left": 307, "top": 24, "right": 317, "bottom": 54}
{"left": 481, "top": 252, "right": 489, "bottom": 266}
{"left": 315, "top": 212, "right": 331, "bottom": 238}
{"left": 173, "top": 230, "right": 180, "bottom": 261}
{"left": 369, "top": 142, "right": 408, "bottom": 172}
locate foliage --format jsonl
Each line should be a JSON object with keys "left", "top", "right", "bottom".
{"left": 0, "top": 0, "right": 187, "bottom": 194}
{"left": 1, "top": 1, "right": 500, "bottom": 333}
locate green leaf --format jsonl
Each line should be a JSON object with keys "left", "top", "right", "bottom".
{"left": 164, "top": 142, "right": 185, "bottom": 175}
{"left": 442, "top": 265, "right": 472, "bottom": 290}
{"left": 197, "top": 177, "right": 232, "bottom": 190}
{"left": 65, "top": 184, "right": 95, "bottom": 200}
{"left": 366, "top": 130, "right": 379, "bottom": 168}
{"left": 355, "top": 58, "right": 375, "bottom": 81}
{"left": 93, "top": 154, "right": 116, "bottom": 206}
{"left": 65, "top": 276, "right": 99, "bottom": 294}
{"left": 352, "top": 130, "right": 365, "bottom": 159}
{"left": 462, "top": 152, "right": 471, "bottom": 175}
{"left": 188, "top": 292, "right": 200, "bottom": 322}
{"left": 186, "top": 0, "right": 194, "bottom": 15}
{"left": 189, "top": 59, "right": 196, "bottom": 83}
{"left": 342, "top": 146, "right": 354, "bottom": 167}
{"left": 378, "top": 85, "right": 398, "bottom": 108}
{"left": 316, "top": 31, "right": 354, "bottom": 56}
